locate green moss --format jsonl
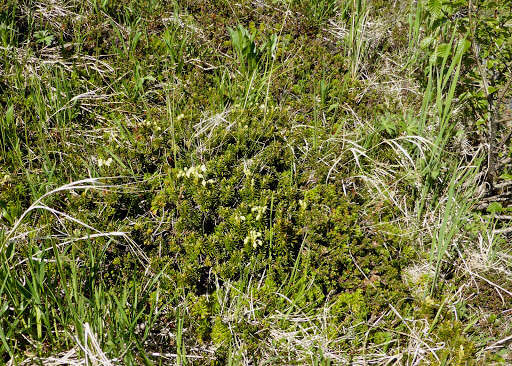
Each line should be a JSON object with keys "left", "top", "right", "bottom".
{"left": 211, "top": 316, "right": 230, "bottom": 348}
{"left": 149, "top": 131, "right": 412, "bottom": 328}
{"left": 435, "top": 320, "right": 477, "bottom": 365}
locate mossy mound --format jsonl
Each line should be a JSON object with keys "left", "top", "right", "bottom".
{"left": 146, "top": 126, "right": 413, "bottom": 316}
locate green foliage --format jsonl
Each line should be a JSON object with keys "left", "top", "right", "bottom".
{"left": 33, "top": 30, "right": 54, "bottom": 46}
{"left": 436, "top": 320, "right": 477, "bottom": 365}
{"left": 0, "top": 0, "right": 510, "bottom": 363}
{"left": 420, "top": 0, "right": 512, "bottom": 184}
{"left": 162, "top": 25, "right": 189, "bottom": 75}
{"left": 486, "top": 201, "right": 503, "bottom": 214}
{"left": 150, "top": 140, "right": 412, "bottom": 334}
{"left": 293, "top": 0, "right": 339, "bottom": 26}
{"left": 344, "top": 0, "right": 369, "bottom": 79}
{"left": 228, "top": 24, "right": 277, "bottom": 74}
{"left": 211, "top": 317, "right": 230, "bottom": 350}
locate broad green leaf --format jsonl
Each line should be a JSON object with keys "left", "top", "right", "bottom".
{"left": 426, "top": 0, "right": 443, "bottom": 20}
{"left": 487, "top": 202, "right": 503, "bottom": 214}
{"left": 435, "top": 43, "right": 452, "bottom": 59}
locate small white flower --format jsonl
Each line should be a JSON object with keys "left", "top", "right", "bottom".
{"left": 244, "top": 230, "right": 262, "bottom": 249}
{"left": 0, "top": 174, "right": 11, "bottom": 185}
{"left": 243, "top": 160, "right": 252, "bottom": 177}
{"left": 177, "top": 165, "right": 213, "bottom": 186}
{"left": 251, "top": 206, "right": 267, "bottom": 221}
{"left": 97, "top": 157, "right": 113, "bottom": 168}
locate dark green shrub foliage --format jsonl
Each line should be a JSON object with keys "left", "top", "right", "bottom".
{"left": 151, "top": 131, "right": 412, "bottom": 321}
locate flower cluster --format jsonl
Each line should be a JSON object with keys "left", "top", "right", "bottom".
{"left": 97, "top": 157, "right": 113, "bottom": 167}
{"left": 0, "top": 173, "right": 11, "bottom": 185}
{"left": 177, "top": 164, "right": 215, "bottom": 186}
{"left": 134, "top": 118, "right": 161, "bottom": 132}
{"left": 244, "top": 230, "right": 262, "bottom": 249}
{"left": 251, "top": 205, "right": 267, "bottom": 221}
